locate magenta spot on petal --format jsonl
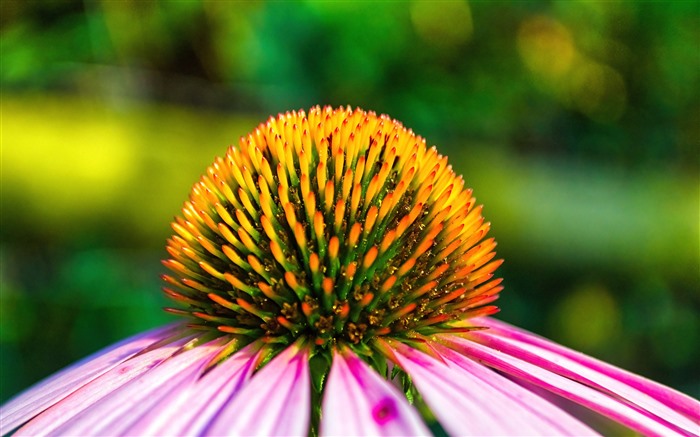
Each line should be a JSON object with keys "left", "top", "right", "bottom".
{"left": 372, "top": 397, "right": 397, "bottom": 425}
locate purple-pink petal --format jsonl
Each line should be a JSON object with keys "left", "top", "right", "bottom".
{"left": 205, "top": 342, "right": 311, "bottom": 436}
{"left": 467, "top": 328, "right": 699, "bottom": 434}
{"left": 0, "top": 323, "right": 179, "bottom": 435}
{"left": 49, "top": 338, "right": 228, "bottom": 436}
{"left": 473, "top": 317, "right": 700, "bottom": 423}
{"left": 14, "top": 332, "right": 194, "bottom": 436}
{"left": 124, "top": 341, "right": 262, "bottom": 436}
{"left": 443, "top": 334, "right": 695, "bottom": 437}
{"left": 432, "top": 342, "right": 600, "bottom": 436}
{"left": 321, "top": 348, "right": 430, "bottom": 436}
{"left": 388, "top": 340, "right": 597, "bottom": 436}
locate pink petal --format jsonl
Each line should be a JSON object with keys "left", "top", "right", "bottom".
{"left": 432, "top": 342, "right": 599, "bottom": 436}
{"left": 320, "top": 348, "right": 430, "bottom": 436}
{"left": 468, "top": 331, "right": 699, "bottom": 434}
{"left": 206, "top": 342, "right": 311, "bottom": 436}
{"left": 50, "top": 338, "right": 228, "bottom": 436}
{"left": 123, "top": 341, "right": 262, "bottom": 436}
{"left": 442, "top": 334, "right": 694, "bottom": 437}
{"left": 0, "top": 323, "right": 179, "bottom": 434}
{"left": 14, "top": 333, "right": 194, "bottom": 436}
{"left": 473, "top": 317, "right": 700, "bottom": 422}
{"left": 387, "top": 340, "right": 597, "bottom": 436}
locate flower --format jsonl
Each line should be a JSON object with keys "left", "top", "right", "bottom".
{"left": 1, "top": 106, "right": 698, "bottom": 436}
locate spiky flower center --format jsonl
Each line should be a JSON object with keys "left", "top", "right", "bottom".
{"left": 163, "top": 106, "right": 502, "bottom": 351}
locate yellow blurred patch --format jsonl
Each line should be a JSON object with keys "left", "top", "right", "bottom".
{"left": 410, "top": 0, "right": 473, "bottom": 49}
{"left": 518, "top": 16, "right": 575, "bottom": 82}
{"left": 3, "top": 96, "right": 136, "bottom": 220}
{"left": 551, "top": 283, "right": 621, "bottom": 352}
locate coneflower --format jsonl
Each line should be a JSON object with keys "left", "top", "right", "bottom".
{"left": 1, "top": 106, "right": 698, "bottom": 436}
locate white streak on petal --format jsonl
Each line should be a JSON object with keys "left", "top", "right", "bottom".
{"left": 206, "top": 343, "right": 311, "bottom": 436}
{"left": 0, "top": 323, "right": 179, "bottom": 434}
{"left": 14, "top": 333, "right": 193, "bottom": 437}
{"left": 432, "top": 342, "right": 598, "bottom": 436}
{"left": 473, "top": 317, "right": 700, "bottom": 424}
{"left": 389, "top": 341, "right": 591, "bottom": 436}
{"left": 52, "top": 338, "right": 226, "bottom": 436}
{"left": 467, "top": 329, "right": 699, "bottom": 434}
{"left": 444, "top": 335, "right": 692, "bottom": 437}
{"left": 320, "top": 348, "right": 430, "bottom": 436}
{"left": 125, "top": 342, "right": 262, "bottom": 436}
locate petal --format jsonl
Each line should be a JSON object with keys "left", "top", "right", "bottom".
{"left": 473, "top": 317, "right": 700, "bottom": 423}
{"left": 14, "top": 332, "right": 195, "bottom": 436}
{"left": 50, "top": 338, "right": 228, "bottom": 436}
{"left": 387, "top": 340, "right": 597, "bottom": 436}
{"left": 0, "top": 323, "right": 179, "bottom": 434}
{"left": 432, "top": 342, "right": 599, "bottom": 436}
{"left": 443, "top": 334, "right": 694, "bottom": 437}
{"left": 123, "top": 341, "right": 262, "bottom": 436}
{"left": 320, "top": 348, "right": 431, "bottom": 436}
{"left": 206, "top": 342, "right": 311, "bottom": 436}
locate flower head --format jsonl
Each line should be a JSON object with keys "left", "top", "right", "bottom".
{"left": 163, "top": 105, "right": 501, "bottom": 349}
{"left": 1, "top": 106, "right": 698, "bottom": 437}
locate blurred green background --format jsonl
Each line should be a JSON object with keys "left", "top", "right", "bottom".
{"left": 1, "top": 0, "right": 698, "bottom": 411}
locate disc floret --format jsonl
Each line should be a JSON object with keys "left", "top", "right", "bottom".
{"left": 163, "top": 106, "right": 503, "bottom": 353}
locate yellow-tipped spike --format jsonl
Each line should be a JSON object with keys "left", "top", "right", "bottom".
{"left": 363, "top": 206, "right": 378, "bottom": 236}
{"left": 353, "top": 156, "right": 366, "bottom": 187}
{"left": 309, "top": 252, "right": 320, "bottom": 275}
{"left": 214, "top": 203, "right": 236, "bottom": 229}
{"left": 196, "top": 235, "right": 226, "bottom": 259}
{"left": 328, "top": 236, "right": 340, "bottom": 260}
{"left": 294, "top": 222, "right": 307, "bottom": 251}
{"left": 181, "top": 278, "right": 213, "bottom": 294}
{"left": 171, "top": 221, "right": 195, "bottom": 242}
{"left": 317, "top": 162, "right": 327, "bottom": 196}
{"left": 345, "top": 262, "right": 357, "bottom": 281}
{"left": 348, "top": 222, "right": 362, "bottom": 247}
{"left": 300, "top": 173, "right": 310, "bottom": 204}
{"left": 259, "top": 157, "right": 275, "bottom": 188}
{"left": 235, "top": 209, "right": 260, "bottom": 241}
{"left": 379, "top": 229, "right": 397, "bottom": 254}
{"left": 199, "top": 261, "right": 225, "bottom": 281}
{"left": 277, "top": 162, "right": 289, "bottom": 193}
{"left": 224, "top": 273, "right": 256, "bottom": 295}
{"left": 208, "top": 293, "right": 239, "bottom": 311}
{"left": 324, "top": 180, "right": 335, "bottom": 213}
{"left": 238, "top": 187, "right": 257, "bottom": 219}
{"left": 363, "top": 174, "right": 380, "bottom": 212}
{"left": 350, "top": 183, "right": 362, "bottom": 218}
{"left": 425, "top": 263, "right": 450, "bottom": 282}
{"left": 283, "top": 202, "right": 298, "bottom": 231}
{"left": 380, "top": 275, "right": 397, "bottom": 293}
{"left": 305, "top": 192, "right": 317, "bottom": 223}
{"left": 363, "top": 246, "right": 378, "bottom": 270}
{"left": 222, "top": 245, "right": 250, "bottom": 270}
{"left": 258, "top": 176, "right": 276, "bottom": 220}
{"left": 237, "top": 227, "right": 260, "bottom": 256}
{"left": 270, "top": 240, "right": 289, "bottom": 269}
{"left": 397, "top": 258, "right": 416, "bottom": 278}
{"left": 260, "top": 215, "right": 277, "bottom": 243}
{"left": 334, "top": 143, "right": 345, "bottom": 183}
{"left": 322, "top": 277, "right": 334, "bottom": 297}
{"left": 218, "top": 223, "right": 244, "bottom": 252}
{"left": 313, "top": 211, "right": 325, "bottom": 241}
{"left": 247, "top": 254, "right": 270, "bottom": 282}
{"left": 378, "top": 192, "right": 394, "bottom": 223}
{"left": 334, "top": 199, "right": 346, "bottom": 232}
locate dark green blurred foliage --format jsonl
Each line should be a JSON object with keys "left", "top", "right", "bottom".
{"left": 1, "top": 0, "right": 698, "bottom": 408}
